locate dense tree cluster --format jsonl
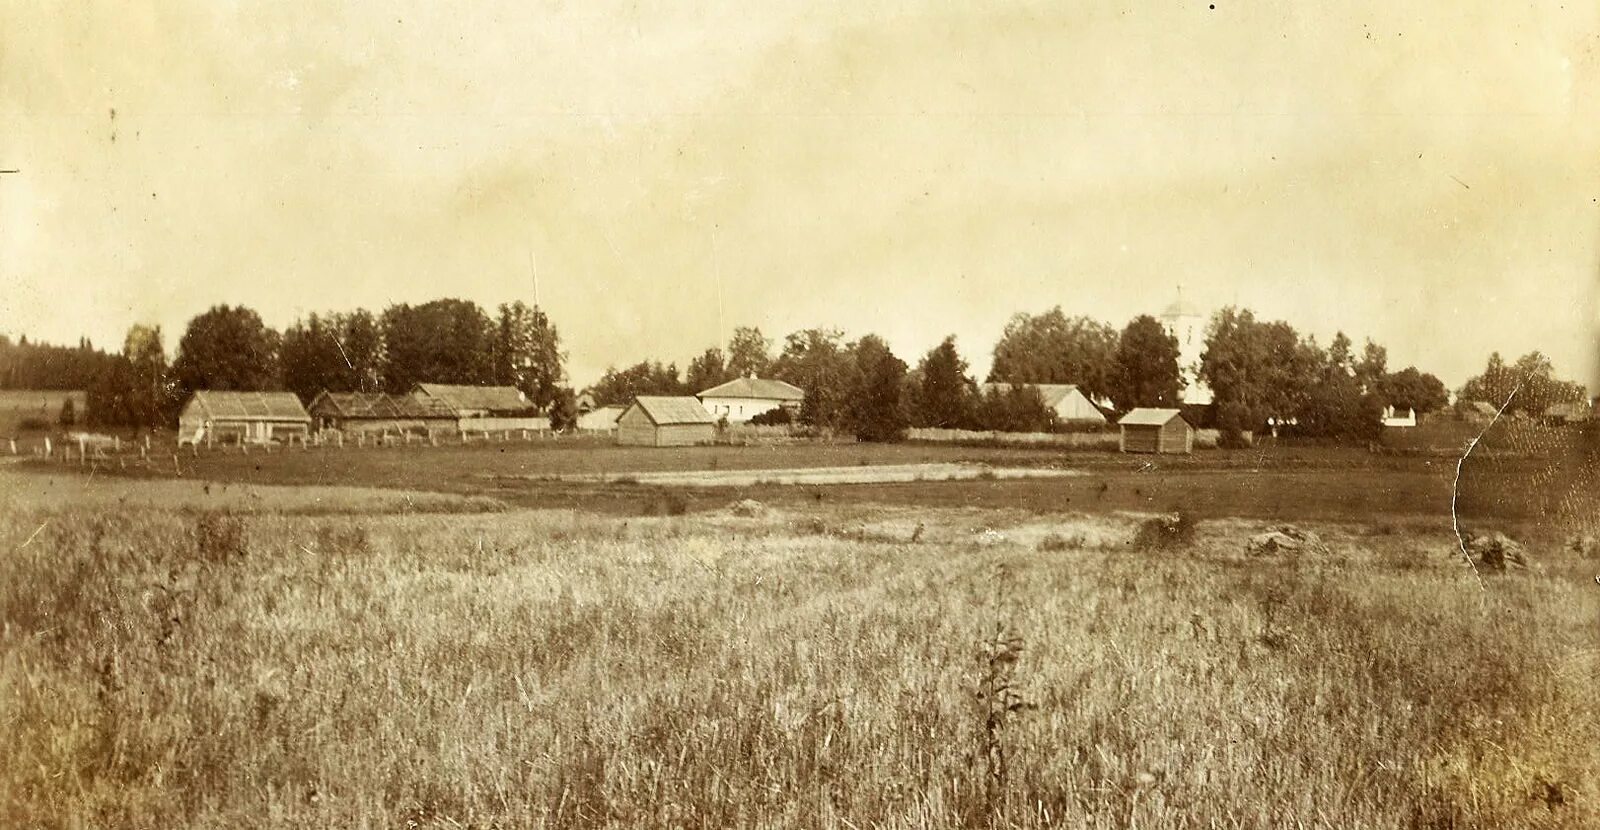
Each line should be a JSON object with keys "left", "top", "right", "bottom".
{"left": 9, "top": 293, "right": 1587, "bottom": 443}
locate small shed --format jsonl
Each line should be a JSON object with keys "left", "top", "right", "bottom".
{"left": 179, "top": 391, "right": 311, "bottom": 445}
{"left": 616, "top": 396, "right": 718, "bottom": 447}
{"left": 1118, "top": 408, "right": 1193, "bottom": 454}
{"left": 307, "top": 391, "right": 457, "bottom": 433}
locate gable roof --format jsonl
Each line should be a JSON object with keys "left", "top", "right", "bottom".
{"left": 628, "top": 396, "right": 719, "bottom": 426}
{"left": 1118, "top": 407, "right": 1187, "bottom": 427}
{"left": 184, "top": 391, "right": 310, "bottom": 422}
{"left": 413, "top": 383, "right": 530, "bottom": 413}
{"left": 697, "top": 377, "right": 805, "bottom": 401}
{"left": 309, "top": 391, "right": 455, "bottom": 420}
{"left": 1466, "top": 401, "right": 1500, "bottom": 416}
{"left": 980, "top": 383, "right": 1090, "bottom": 409}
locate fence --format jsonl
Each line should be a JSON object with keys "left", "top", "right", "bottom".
{"left": 905, "top": 427, "right": 1121, "bottom": 450}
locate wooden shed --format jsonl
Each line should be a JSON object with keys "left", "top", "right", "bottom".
{"left": 307, "top": 391, "right": 457, "bottom": 433}
{"left": 178, "top": 391, "right": 311, "bottom": 445}
{"left": 616, "top": 396, "right": 718, "bottom": 447}
{"left": 1118, "top": 408, "right": 1193, "bottom": 454}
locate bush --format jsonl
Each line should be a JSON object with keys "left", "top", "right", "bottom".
{"left": 1132, "top": 511, "right": 1197, "bottom": 551}
{"left": 749, "top": 407, "right": 793, "bottom": 426}
{"left": 193, "top": 512, "right": 248, "bottom": 563}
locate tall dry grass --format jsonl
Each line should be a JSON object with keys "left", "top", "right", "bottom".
{"left": 1, "top": 497, "right": 1595, "bottom": 828}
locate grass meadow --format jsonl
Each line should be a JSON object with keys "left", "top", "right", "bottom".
{"left": 2, "top": 471, "right": 1596, "bottom": 828}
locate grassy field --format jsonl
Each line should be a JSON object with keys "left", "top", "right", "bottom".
{"left": 2, "top": 463, "right": 1598, "bottom": 828}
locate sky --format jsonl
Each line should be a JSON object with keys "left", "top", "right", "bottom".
{"left": 3, "top": 1, "right": 1598, "bottom": 391}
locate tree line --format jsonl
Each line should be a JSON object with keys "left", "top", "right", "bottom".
{"left": 3, "top": 299, "right": 1587, "bottom": 440}
{"left": 6, "top": 299, "right": 566, "bottom": 430}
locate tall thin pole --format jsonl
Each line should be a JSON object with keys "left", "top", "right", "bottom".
{"left": 526, "top": 249, "right": 540, "bottom": 309}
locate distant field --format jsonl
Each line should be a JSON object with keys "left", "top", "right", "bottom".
{"left": 20, "top": 428, "right": 1595, "bottom": 528}
{"left": 0, "top": 389, "right": 85, "bottom": 434}
{"left": 2, "top": 481, "right": 1595, "bottom": 828}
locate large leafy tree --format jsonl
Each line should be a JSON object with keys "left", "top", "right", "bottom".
{"left": 1199, "top": 307, "right": 1318, "bottom": 435}
{"left": 972, "top": 385, "right": 1055, "bottom": 433}
{"left": 379, "top": 299, "right": 495, "bottom": 393}
{"left": 846, "top": 334, "right": 906, "bottom": 442}
{"left": 988, "top": 308, "right": 1118, "bottom": 402}
{"left": 1111, "top": 315, "right": 1183, "bottom": 410}
{"left": 492, "top": 302, "right": 565, "bottom": 410}
{"left": 172, "top": 305, "right": 281, "bottom": 396}
{"left": 912, "top": 336, "right": 976, "bottom": 428}
{"left": 773, "top": 327, "right": 854, "bottom": 431}
{"left": 280, "top": 313, "right": 350, "bottom": 403}
{"left": 1380, "top": 367, "right": 1450, "bottom": 415}
{"left": 725, "top": 326, "right": 772, "bottom": 379}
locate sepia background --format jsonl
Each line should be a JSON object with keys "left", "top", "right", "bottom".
{"left": 4, "top": 2, "right": 1597, "bottom": 388}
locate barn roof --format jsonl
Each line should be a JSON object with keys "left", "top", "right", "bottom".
{"left": 697, "top": 377, "right": 805, "bottom": 401}
{"left": 629, "top": 396, "right": 719, "bottom": 425}
{"left": 1118, "top": 407, "right": 1187, "bottom": 427}
{"left": 185, "top": 391, "right": 310, "bottom": 422}
{"left": 309, "top": 391, "right": 454, "bottom": 420}
{"left": 413, "top": 383, "right": 530, "bottom": 413}
{"left": 1466, "top": 401, "right": 1500, "bottom": 416}
{"left": 980, "top": 383, "right": 1088, "bottom": 409}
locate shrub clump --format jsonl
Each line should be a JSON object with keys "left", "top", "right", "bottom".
{"left": 1132, "top": 511, "right": 1197, "bottom": 552}
{"left": 193, "top": 512, "right": 248, "bottom": 563}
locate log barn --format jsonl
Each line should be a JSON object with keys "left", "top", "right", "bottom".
{"left": 616, "top": 396, "right": 718, "bottom": 447}
{"left": 178, "top": 391, "right": 311, "bottom": 445}
{"left": 307, "top": 391, "right": 456, "bottom": 433}
{"left": 1117, "top": 408, "right": 1193, "bottom": 454}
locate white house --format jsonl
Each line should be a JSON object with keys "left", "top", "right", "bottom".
{"left": 576, "top": 404, "right": 625, "bottom": 432}
{"left": 979, "top": 383, "right": 1107, "bottom": 425}
{"left": 1381, "top": 405, "right": 1417, "bottom": 428}
{"left": 696, "top": 377, "right": 804, "bottom": 423}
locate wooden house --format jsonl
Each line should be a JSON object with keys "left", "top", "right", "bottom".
{"left": 616, "top": 396, "right": 718, "bottom": 447}
{"left": 979, "top": 383, "right": 1107, "bottom": 424}
{"left": 411, "top": 382, "right": 548, "bottom": 433}
{"left": 307, "top": 391, "right": 456, "bottom": 433}
{"left": 696, "top": 377, "right": 804, "bottom": 423}
{"left": 576, "top": 404, "right": 625, "bottom": 432}
{"left": 178, "top": 391, "right": 310, "bottom": 445}
{"left": 1117, "top": 408, "right": 1193, "bottom": 454}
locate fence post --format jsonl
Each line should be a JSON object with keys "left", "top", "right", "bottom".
{"left": 173, "top": 454, "right": 181, "bottom": 475}
{"left": 7, "top": 438, "right": 14, "bottom": 455}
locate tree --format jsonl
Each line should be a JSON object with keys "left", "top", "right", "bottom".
{"left": 58, "top": 396, "right": 77, "bottom": 427}
{"left": 686, "top": 347, "right": 730, "bottom": 393}
{"left": 988, "top": 308, "right": 1118, "bottom": 403}
{"left": 1199, "top": 307, "right": 1316, "bottom": 437}
{"left": 1458, "top": 352, "right": 1517, "bottom": 410}
{"left": 280, "top": 313, "right": 348, "bottom": 403}
{"left": 1296, "top": 331, "right": 1380, "bottom": 439}
{"left": 971, "top": 384, "right": 1056, "bottom": 433}
{"left": 845, "top": 335, "right": 906, "bottom": 442}
{"left": 1111, "top": 315, "right": 1183, "bottom": 410}
{"left": 492, "top": 302, "right": 566, "bottom": 410}
{"left": 588, "top": 361, "right": 685, "bottom": 405}
{"left": 171, "top": 305, "right": 281, "bottom": 397}
{"left": 548, "top": 387, "right": 579, "bottom": 432}
{"left": 726, "top": 326, "right": 772, "bottom": 379}
{"left": 772, "top": 327, "right": 854, "bottom": 431}
{"left": 379, "top": 299, "right": 495, "bottom": 394}
{"left": 1458, "top": 351, "right": 1587, "bottom": 416}
{"left": 912, "top": 336, "right": 976, "bottom": 428}
{"left": 122, "top": 323, "right": 172, "bottom": 427}
{"left": 1380, "top": 367, "right": 1450, "bottom": 415}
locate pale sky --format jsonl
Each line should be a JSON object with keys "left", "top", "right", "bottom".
{"left": 3, "top": 1, "right": 1598, "bottom": 391}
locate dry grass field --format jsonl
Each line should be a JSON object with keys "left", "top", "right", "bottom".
{"left": 2, "top": 464, "right": 1597, "bottom": 828}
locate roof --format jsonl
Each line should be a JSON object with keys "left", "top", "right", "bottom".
{"left": 184, "top": 390, "right": 310, "bottom": 422}
{"left": 627, "top": 396, "right": 720, "bottom": 426}
{"left": 697, "top": 376, "right": 805, "bottom": 401}
{"left": 1466, "top": 401, "right": 1500, "bottom": 416}
{"left": 1118, "top": 407, "right": 1188, "bottom": 427}
{"left": 980, "top": 383, "right": 1088, "bottom": 409}
{"left": 413, "top": 383, "right": 530, "bottom": 413}
{"left": 309, "top": 391, "right": 455, "bottom": 420}
{"left": 1545, "top": 401, "right": 1591, "bottom": 419}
